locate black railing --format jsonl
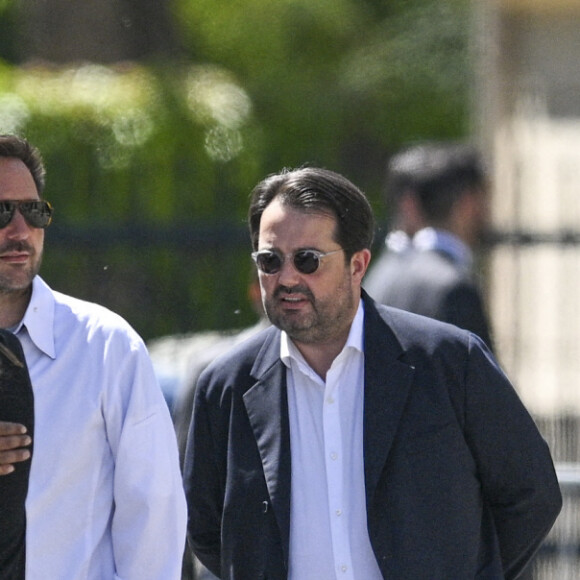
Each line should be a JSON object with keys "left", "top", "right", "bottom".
{"left": 484, "top": 229, "right": 580, "bottom": 247}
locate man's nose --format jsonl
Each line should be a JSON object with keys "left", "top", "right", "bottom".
{"left": 276, "top": 255, "right": 301, "bottom": 285}
{"left": 5, "top": 210, "right": 30, "bottom": 239}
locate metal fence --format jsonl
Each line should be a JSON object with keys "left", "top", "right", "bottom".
{"left": 530, "top": 414, "right": 580, "bottom": 578}
{"left": 533, "top": 463, "right": 580, "bottom": 579}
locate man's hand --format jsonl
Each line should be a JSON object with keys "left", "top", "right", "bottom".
{"left": 0, "top": 421, "right": 31, "bottom": 475}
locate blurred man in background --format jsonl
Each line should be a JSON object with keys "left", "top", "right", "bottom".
{"left": 364, "top": 141, "right": 494, "bottom": 350}
{"left": 0, "top": 135, "right": 186, "bottom": 579}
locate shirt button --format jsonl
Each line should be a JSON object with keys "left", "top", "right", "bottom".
{"left": 330, "top": 452, "right": 338, "bottom": 460}
{"left": 327, "top": 397, "right": 335, "bottom": 404}
{"left": 336, "top": 509, "right": 342, "bottom": 516}
{"left": 341, "top": 564, "right": 348, "bottom": 573}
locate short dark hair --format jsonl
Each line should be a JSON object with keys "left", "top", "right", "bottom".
{"left": 386, "top": 142, "right": 486, "bottom": 223}
{"left": 0, "top": 135, "right": 46, "bottom": 195}
{"left": 248, "top": 167, "right": 375, "bottom": 259}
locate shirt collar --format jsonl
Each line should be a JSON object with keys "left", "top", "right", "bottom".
{"left": 413, "top": 227, "right": 473, "bottom": 270}
{"left": 384, "top": 229, "right": 412, "bottom": 254}
{"left": 15, "top": 276, "right": 56, "bottom": 359}
{"left": 281, "top": 298, "right": 365, "bottom": 369}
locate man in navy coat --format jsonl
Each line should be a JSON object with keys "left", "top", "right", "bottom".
{"left": 184, "top": 167, "right": 561, "bottom": 580}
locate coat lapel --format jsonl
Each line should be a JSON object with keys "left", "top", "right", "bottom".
{"left": 362, "top": 295, "right": 415, "bottom": 508}
{"left": 243, "top": 332, "right": 291, "bottom": 560}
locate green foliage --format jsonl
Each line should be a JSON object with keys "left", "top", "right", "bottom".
{"left": 3, "top": 63, "right": 261, "bottom": 222}
{"left": 0, "top": 62, "right": 263, "bottom": 338}
{"left": 173, "top": 0, "right": 473, "bottom": 205}
{"left": 0, "top": 0, "right": 473, "bottom": 339}
{"left": 0, "top": 0, "right": 18, "bottom": 63}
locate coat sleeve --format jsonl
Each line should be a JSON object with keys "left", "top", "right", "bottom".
{"left": 460, "top": 334, "right": 562, "bottom": 579}
{"left": 183, "top": 368, "right": 224, "bottom": 578}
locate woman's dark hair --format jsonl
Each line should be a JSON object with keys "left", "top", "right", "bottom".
{"left": 248, "top": 167, "right": 375, "bottom": 259}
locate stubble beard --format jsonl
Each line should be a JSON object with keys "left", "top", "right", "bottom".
{"left": 264, "top": 276, "right": 356, "bottom": 346}
{"left": 0, "top": 248, "right": 42, "bottom": 295}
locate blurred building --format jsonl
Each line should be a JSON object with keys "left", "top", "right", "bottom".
{"left": 475, "top": 3, "right": 580, "bottom": 575}
{"left": 476, "top": 0, "right": 580, "bottom": 431}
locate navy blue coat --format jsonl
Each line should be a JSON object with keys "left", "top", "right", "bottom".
{"left": 184, "top": 292, "right": 561, "bottom": 579}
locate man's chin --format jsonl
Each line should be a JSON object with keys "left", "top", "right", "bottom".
{"left": 0, "top": 274, "right": 36, "bottom": 294}
{"left": 272, "top": 309, "right": 305, "bottom": 327}
{"left": 279, "top": 320, "right": 320, "bottom": 344}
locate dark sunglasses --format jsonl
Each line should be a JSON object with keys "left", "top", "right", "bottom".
{"left": 0, "top": 200, "right": 54, "bottom": 229}
{"left": 251, "top": 248, "right": 343, "bottom": 275}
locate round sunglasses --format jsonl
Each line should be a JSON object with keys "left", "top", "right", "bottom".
{"left": 251, "top": 248, "right": 343, "bottom": 275}
{"left": 0, "top": 200, "right": 54, "bottom": 229}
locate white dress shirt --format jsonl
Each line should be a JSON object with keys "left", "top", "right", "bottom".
{"left": 15, "top": 276, "right": 187, "bottom": 580}
{"left": 283, "top": 301, "right": 383, "bottom": 580}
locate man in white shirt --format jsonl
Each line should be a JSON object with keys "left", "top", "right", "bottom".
{"left": 0, "top": 134, "right": 186, "bottom": 579}
{"left": 184, "top": 166, "right": 561, "bottom": 579}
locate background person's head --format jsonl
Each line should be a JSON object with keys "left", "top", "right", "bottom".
{"left": 386, "top": 142, "right": 488, "bottom": 248}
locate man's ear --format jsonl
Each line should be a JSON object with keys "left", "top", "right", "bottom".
{"left": 351, "top": 248, "right": 372, "bottom": 283}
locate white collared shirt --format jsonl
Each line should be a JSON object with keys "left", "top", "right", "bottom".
{"left": 283, "top": 301, "right": 383, "bottom": 580}
{"left": 15, "top": 276, "right": 187, "bottom": 580}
